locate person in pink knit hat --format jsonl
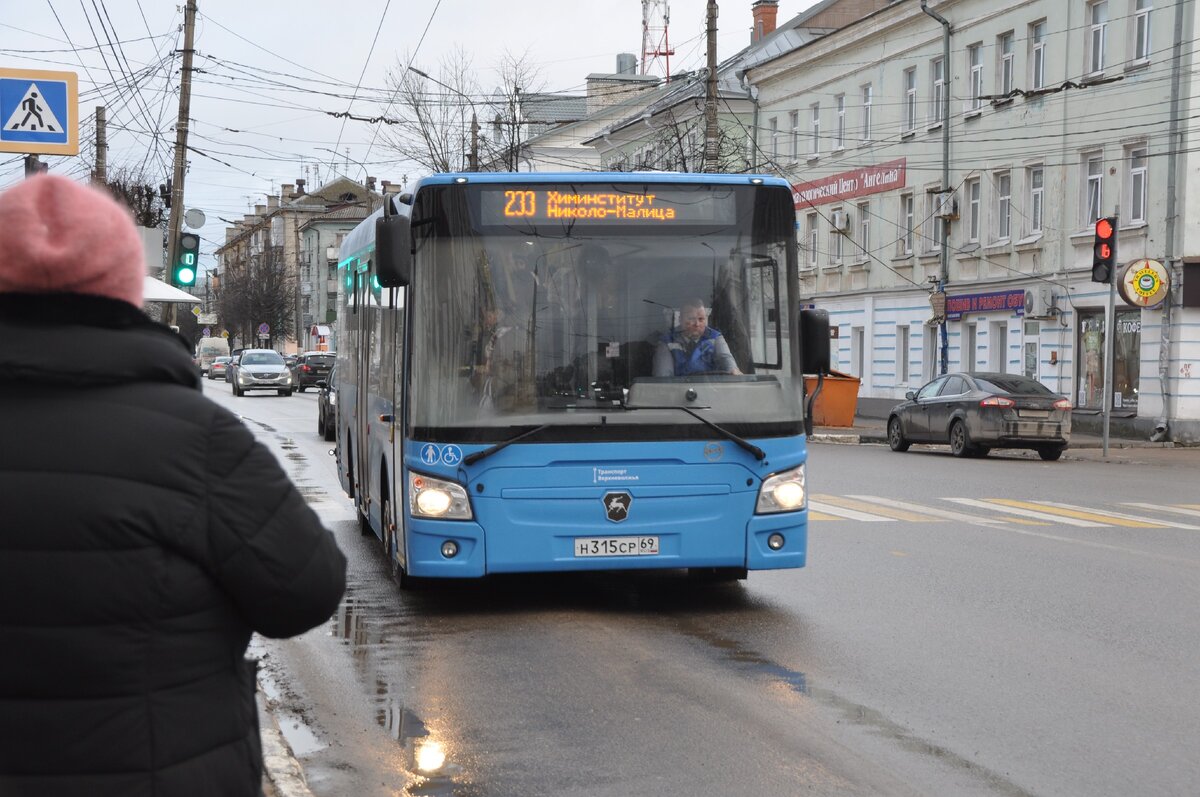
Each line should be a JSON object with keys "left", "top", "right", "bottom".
{"left": 0, "top": 174, "right": 347, "bottom": 797}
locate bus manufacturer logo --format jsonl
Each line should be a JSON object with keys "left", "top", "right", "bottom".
{"left": 603, "top": 492, "right": 632, "bottom": 522}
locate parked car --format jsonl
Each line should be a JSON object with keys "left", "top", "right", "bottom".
{"left": 207, "top": 355, "right": 233, "bottom": 380}
{"left": 295, "top": 351, "right": 335, "bottom": 392}
{"left": 316, "top": 364, "right": 337, "bottom": 441}
{"left": 229, "top": 349, "right": 295, "bottom": 397}
{"left": 887, "top": 372, "right": 1071, "bottom": 460}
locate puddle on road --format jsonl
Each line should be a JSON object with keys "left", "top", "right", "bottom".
{"left": 254, "top": 651, "right": 327, "bottom": 757}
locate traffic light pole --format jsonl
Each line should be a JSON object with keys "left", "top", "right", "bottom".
{"left": 1101, "top": 210, "right": 1119, "bottom": 458}
{"left": 165, "top": 0, "right": 197, "bottom": 308}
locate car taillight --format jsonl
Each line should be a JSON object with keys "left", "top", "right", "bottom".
{"left": 1053, "top": 398, "right": 1072, "bottom": 410}
{"left": 302, "top": 365, "right": 312, "bottom": 372}
{"left": 980, "top": 396, "right": 1015, "bottom": 407}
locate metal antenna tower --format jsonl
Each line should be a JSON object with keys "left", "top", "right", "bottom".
{"left": 641, "top": 0, "right": 674, "bottom": 82}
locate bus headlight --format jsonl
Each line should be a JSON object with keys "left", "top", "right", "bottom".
{"left": 409, "top": 472, "right": 472, "bottom": 520}
{"left": 755, "top": 464, "right": 806, "bottom": 513}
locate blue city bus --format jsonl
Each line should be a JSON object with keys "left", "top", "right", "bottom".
{"left": 333, "top": 173, "right": 830, "bottom": 586}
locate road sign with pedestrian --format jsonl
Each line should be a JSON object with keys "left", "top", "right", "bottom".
{"left": 0, "top": 68, "right": 78, "bottom": 155}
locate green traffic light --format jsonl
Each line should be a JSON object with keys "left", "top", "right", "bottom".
{"left": 177, "top": 267, "right": 196, "bottom": 286}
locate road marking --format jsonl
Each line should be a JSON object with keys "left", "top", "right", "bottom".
{"left": 1026, "top": 501, "right": 1183, "bottom": 529}
{"left": 807, "top": 510, "right": 844, "bottom": 522}
{"left": 945, "top": 498, "right": 1109, "bottom": 527}
{"left": 807, "top": 500, "right": 896, "bottom": 522}
{"left": 1123, "top": 503, "right": 1200, "bottom": 521}
{"left": 814, "top": 494, "right": 943, "bottom": 522}
{"left": 847, "top": 495, "right": 1022, "bottom": 525}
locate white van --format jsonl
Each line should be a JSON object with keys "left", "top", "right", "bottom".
{"left": 195, "top": 337, "right": 230, "bottom": 374}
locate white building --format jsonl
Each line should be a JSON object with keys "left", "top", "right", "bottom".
{"left": 747, "top": 0, "right": 1200, "bottom": 441}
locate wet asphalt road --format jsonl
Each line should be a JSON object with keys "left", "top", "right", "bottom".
{"left": 203, "top": 378, "right": 1200, "bottom": 797}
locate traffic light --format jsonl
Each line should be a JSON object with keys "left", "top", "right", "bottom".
{"left": 1091, "top": 216, "right": 1117, "bottom": 283}
{"left": 173, "top": 232, "right": 199, "bottom": 287}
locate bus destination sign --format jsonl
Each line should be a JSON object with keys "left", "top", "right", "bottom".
{"left": 479, "top": 186, "right": 736, "bottom": 225}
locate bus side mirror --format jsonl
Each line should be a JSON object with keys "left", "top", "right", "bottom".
{"left": 375, "top": 212, "right": 412, "bottom": 288}
{"left": 799, "top": 308, "right": 831, "bottom": 375}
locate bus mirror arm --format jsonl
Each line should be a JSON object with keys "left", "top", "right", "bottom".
{"left": 804, "top": 373, "right": 824, "bottom": 438}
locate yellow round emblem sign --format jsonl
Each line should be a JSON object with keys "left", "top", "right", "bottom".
{"left": 1119, "top": 259, "right": 1170, "bottom": 309}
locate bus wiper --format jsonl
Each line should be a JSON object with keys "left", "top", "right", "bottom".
{"left": 629, "top": 405, "right": 766, "bottom": 461}
{"left": 463, "top": 424, "right": 551, "bottom": 466}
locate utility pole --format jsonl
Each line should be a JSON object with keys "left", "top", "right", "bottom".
{"left": 92, "top": 106, "right": 106, "bottom": 185}
{"left": 166, "top": 0, "right": 197, "bottom": 295}
{"left": 921, "top": 0, "right": 951, "bottom": 376}
{"left": 469, "top": 113, "right": 479, "bottom": 172}
{"left": 702, "top": 0, "right": 719, "bottom": 173}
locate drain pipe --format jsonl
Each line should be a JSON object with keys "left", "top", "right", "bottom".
{"left": 922, "top": 0, "right": 952, "bottom": 375}
{"left": 1152, "top": 0, "right": 1188, "bottom": 442}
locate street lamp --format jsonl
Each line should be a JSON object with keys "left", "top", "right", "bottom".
{"left": 408, "top": 66, "right": 479, "bottom": 171}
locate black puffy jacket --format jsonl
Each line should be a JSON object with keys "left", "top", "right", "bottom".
{"left": 0, "top": 294, "right": 347, "bottom": 797}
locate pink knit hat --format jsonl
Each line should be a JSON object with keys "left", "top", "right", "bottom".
{"left": 0, "top": 174, "right": 144, "bottom": 307}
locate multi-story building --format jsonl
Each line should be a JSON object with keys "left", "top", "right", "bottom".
{"left": 747, "top": 0, "right": 1200, "bottom": 441}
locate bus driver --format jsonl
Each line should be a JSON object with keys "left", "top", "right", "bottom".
{"left": 652, "top": 298, "right": 742, "bottom": 377}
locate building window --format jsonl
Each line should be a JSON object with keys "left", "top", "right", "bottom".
{"left": 966, "top": 178, "right": 981, "bottom": 243}
{"left": 963, "top": 324, "right": 977, "bottom": 372}
{"left": 995, "top": 171, "right": 1012, "bottom": 241}
{"left": 835, "top": 94, "right": 846, "bottom": 149}
{"left": 1030, "top": 21, "right": 1046, "bottom": 89}
{"left": 1087, "top": 1, "right": 1108, "bottom": 75}
{"left": 861, "top": 84, "right": 873, "bottom": 140}
{"left": 925, "top": 192, "right": 941, "bottom": 252}
{"left": 931, "top": 57, "right": 945, "bottom": 125}
{"left": 1078, "top": 309, "right": 1140, "bottom": 410}
{"left": 810, "top": 103, "right": 820, "bottom": 156}
{"left": 900, "top": 193, "right": 915, "bottom": 255}
{"left": 898, "top": 324, "right": 910, "bottom": 385}
{"left": 968, "top": 44, "right": 984, "bottom": 110}
{"left": 805, "top": 212, "right": 819, "bottom": 268}
{"left": 903, "top": 67, "right": 917, "bottom": 131}
{"left": 829, "top": 207, "right": 844, "bottom": 262}
{"left": 857, "top": 200, "right": 870, "bottom": 260}
{"left": 998, "top": 32, "right": 1015, "bottom": 96}
{"left": 789, "top": 110, "right": 800, "bottom": 160}
{"left": 1084, "top": 152, "right": 1104, "bottom": 225}
{"left": 1128, "top": 145, "right": 1148, "bottom": 224}
{"left": 1134, "top": 0, "right": 1152, "bottom": 61}
{"left": 1028, "top": 165, "right": 1044, "bottom": 235}
{"left": 768, "top": 116, "right": 779, "bottom": 160}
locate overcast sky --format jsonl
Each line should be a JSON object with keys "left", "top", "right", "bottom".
{"left": 0, "top": 1, "right": 817, "bottom": 270}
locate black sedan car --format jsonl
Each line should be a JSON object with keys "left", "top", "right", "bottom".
{"left": 887, "top": 372, "right": 1071, "bottom": 460}
{"left": 316, "top": 364, "right": 337, "bottom": 441}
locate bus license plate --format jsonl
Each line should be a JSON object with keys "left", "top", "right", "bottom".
{"left": 574, "top": 536, "right": 660, "bottom": 557}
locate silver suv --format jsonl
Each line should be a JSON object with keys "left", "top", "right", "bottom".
{"left": 230, "top": 349, "right": 295, "bottom": 397}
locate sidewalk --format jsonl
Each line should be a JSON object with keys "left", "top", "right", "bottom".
{"left": 810, "top": 415, "right": 1190, "bottom": 463}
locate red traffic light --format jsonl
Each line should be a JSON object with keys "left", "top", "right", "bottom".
{"left": 1095, "top": 218, "right": 1114, "bottom": 239}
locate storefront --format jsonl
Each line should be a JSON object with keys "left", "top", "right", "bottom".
{"left": 1076, "top": 308, "right": 1141, "bottom": 412}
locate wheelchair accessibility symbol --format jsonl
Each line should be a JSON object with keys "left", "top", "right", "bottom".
{"left": 440, "top": 445, "right": 463, "bottom": 466}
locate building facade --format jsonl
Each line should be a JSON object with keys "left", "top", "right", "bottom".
{"left": 747, "top": 0, "right": 1200, "bottom": 441}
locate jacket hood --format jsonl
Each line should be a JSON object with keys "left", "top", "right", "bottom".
{"left": 0, "top": 293, "right": 200, "bottom": 390}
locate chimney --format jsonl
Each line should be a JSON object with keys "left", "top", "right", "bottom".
{"left": 295, "top": 178, "right": 306, "bottom": 195}
{"left": 751, "top": 0, "right": 778, "bottom": 44}
{"left": 254, "top": 204, "right": 266, "bottom": 217}
{"left": 367, "top": 176, "right": 376, "bottom": 192}
{"left": 267, "top": 196, "right": 279, "bottom": 212}
{"left": 281, "top": 184, "right": 294, "bottom": 202}
{"left": 616, "top": 53, "right": 637, "bottom": 75}
{"left": 380, "top": 180, "right": 392, "bottom": 195}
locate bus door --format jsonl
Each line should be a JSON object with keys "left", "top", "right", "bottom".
{"left": 355, "top": 264, "right": 373, "bottom": 524}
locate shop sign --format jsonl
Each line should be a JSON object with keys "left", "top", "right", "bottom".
{"left": 791, "top": 158, "right": 907, "bottom": 209}
{"left": 1119, "top": 259, "right": 1170, "bottom": 309}
{"left": 945, "top": 289, "right": 1026, "bottom": 320}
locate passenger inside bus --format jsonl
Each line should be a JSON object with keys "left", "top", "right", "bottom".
{"left": 652, "top": 297, "right": 743, "bottom": 377}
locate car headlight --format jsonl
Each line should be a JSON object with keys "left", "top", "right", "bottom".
{"left": 328, "top": 393, "right": 337, "bottom": 406}
{"left": 238, "top": 371, "right": 251, "bottom": 383}
{"left": 756, "top": 463, "right": 806, "bottom": 514}
{"left": 409, "top": 471, "right": 472, "bottom": 520}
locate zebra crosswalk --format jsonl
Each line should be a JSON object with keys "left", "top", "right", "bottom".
{"left": 810, "top": 494, "right": 1200, "bottom": 530}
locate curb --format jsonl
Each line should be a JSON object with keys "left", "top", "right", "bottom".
{"left": 258, "top": 692, "right": 314, "bottom": 797}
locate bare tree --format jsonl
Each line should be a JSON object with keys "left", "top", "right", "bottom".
{"left": 103, "top": 166, "right": 167, "bottom": 228}
{"left": 479, "top": 50, "right": 547, "bottom": 172}
{"left": 382, "top": 48, "right": 480, "bottom": 173}
{"left": 215, "top": 245, "right": 296, "bottom": 350}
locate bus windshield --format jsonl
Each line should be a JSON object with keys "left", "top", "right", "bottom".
{"left": 408, "top": 182, "right": 801, "bottom": 441}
